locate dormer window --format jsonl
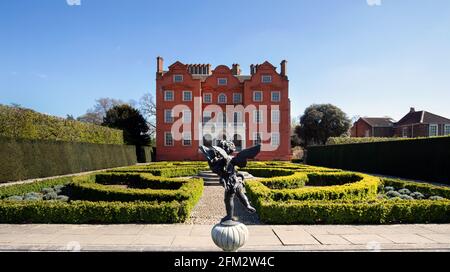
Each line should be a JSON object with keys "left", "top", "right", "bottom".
{"left": 218, "top": 78, "right": 228, "bottom": 86}
{"left": 173, "top": 74, "right": 183, "bottom": 82}
{"left": 262, "top": 75, "right": 272, "bottom": 83}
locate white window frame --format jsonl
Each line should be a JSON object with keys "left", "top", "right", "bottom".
{"left": 445, "top": 124, "right": 450, "bottom": 135}
{"left": 262, "top": 75, "right": 272, "bottom": 83}
{"left": 271, "top": 132, "right": 280, "bottom": 147}
{"left": 173, "top": 74, "right": 183, "bottom": 82}
{"left": 271, "top": 109, "right": 280, "bottom": 124}
{"left": 218, "top": 78, "right": 228, "bottom": 86}
{"left": 233, "top": 93, "right": 242, "bottom": 104}
{"left": 164, "top": 90, "right": 174, "bottom": 101}
{"left": 253, "top": 132, "right": 262, "bottom": 145}
{"left": 402, "top": 127, "right": 408, "bottom": 138}
{"left": 218, "top": 93, "right": 227, "bottom": 104}
{"left": 203, "top": 93, "right": 212, "bottom": 103}
{"left": 164, "top": 109, "right": 173, "bottom": 123}
{"left": 253, "top": 110, "right": 263, "bottom": 124}
{"left": 182, "top": 91, "right": 192, "bottom": 101}
{"left": 253, "top": 91, "right": 263, "bottom": 102}
{"left": 182, "top": 132, "right": 192, "bottom": 146}
{"left": 164, "top": 132, "right": 174, "bottom": 146}
{"left": 271, "top": 91, "right": 281, "bottom": 102}
{"left": 183, "top": 110, "right": 191, "bottom": 124}
{"left": 429, "top": 124, "right": 438, "bottom": 137}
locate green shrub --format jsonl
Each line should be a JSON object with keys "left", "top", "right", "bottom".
{"left": 0, "top": 137, "right": 137, "bottom": 183}
{"left": 255, "top": 199, "right": 450, "bottom": 224}
{"left": 247, "top": 173, "right": 380, "bottom": 202}
{"left": 0, "top": 200, "right": 187, "bottom": 223}
{"left": 307, "top": 136, "right": 450, "bottom": 184}
{"left": 382, "top": 178, "right": 450, "bottom": 199}
{"left": 0, "top": 104, "right": 124, "bottom": 144}
{"left": 68, "top": 174, "right": 203, "bottom": 204}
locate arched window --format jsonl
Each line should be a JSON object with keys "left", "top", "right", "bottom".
{"left": 218, "top": 93, "right": 227, "bottom": 104}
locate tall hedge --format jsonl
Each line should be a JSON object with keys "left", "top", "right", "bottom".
{"left": 0, "top": 105, "right": 124, "bottom": 144}
{"left": 306, "top": 136, "right": 450, "bottom": 184}
{"left": 0, "top": 137, "right": 137, "bottom": 183}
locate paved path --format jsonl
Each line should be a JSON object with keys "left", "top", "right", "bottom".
{"left": 187, "top": 186, "right": 260, "bottom": 225}
{"left": 1, "top": 224, "right": 449, "bottom": 251}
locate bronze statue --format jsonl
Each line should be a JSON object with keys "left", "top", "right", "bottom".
{"left": 199, "top": 140, "right": 260, "bottom": 222}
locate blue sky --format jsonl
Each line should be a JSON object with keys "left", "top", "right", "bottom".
{"left": 1, "top": 0, "right": 449, "bottom": 121}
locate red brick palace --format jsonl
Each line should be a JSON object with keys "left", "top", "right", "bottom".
{"left": 155, "top": 57, "right": 291, "bottom": 161}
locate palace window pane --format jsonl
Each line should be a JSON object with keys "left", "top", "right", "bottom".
{"left": 165, "top": 133, "right": 173, "bottom": 146}
{"left": 183, "top": 91, "right": 192, "bottom": 101}
{"left": 262, "top": 75, "right": 272, "bottom": 83}
{"left": 164, "top": 91, "right": 174, "bottom": 101}
{"left": 218, "top": 78, "right": 228, "bottom": 86}
{"left": 174, "top": 75, "right": 183, "bottom": 82}
{"left": 271, "top": 91, "right": 280, "bottom": 102}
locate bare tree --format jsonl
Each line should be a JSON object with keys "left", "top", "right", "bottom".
{"left": 138, "top": 93, "right": 156, "bottom": 139}
{"left": 77, "top": 98, "right": 125, "bottom": 125}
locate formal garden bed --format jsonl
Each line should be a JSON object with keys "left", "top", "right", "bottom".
{"left": 0, "top": 164, "right": 205, "bottom": 224}
{"left": 1, "top": 161, "right": 449, "bottom": 224}
{"left": 244, "top": 162, "right": 450, "bottom": 224}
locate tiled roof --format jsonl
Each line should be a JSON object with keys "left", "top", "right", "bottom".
{"left": 396, "top": 111, "right": 450, "bottom": 126}
{"left": 361, "top": 117, "right": 395, "bottom": 127}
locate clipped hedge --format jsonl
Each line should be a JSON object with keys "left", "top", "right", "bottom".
{"left": 0, "top": 200, "right": 186, "bottom": 224}
{"left": 69, "top": 173, "right": 203, "bottom": 204}
{"left": 247, "top": 172, "right": 380, "bottom": 202}
{"left": 307, "top": 136, "right": 450, "bottom": 184}
{"left": 244, "top": 163, "right": 450, "bottom": 224}
{"left": 382, "top": 177, "right": 450, "bottom": 199}
{"left": 243, "top": 168, "right": 308, "bottom": 189}
{"left": 0, "top": 105, "right": 124, "bottom": 144}
{"left": 0, "top": 166, "right": 204, "bottom": 223}
{"left": 256, "top": 199, "right": 450, "bottom": 224}
{"left": 0, "top": 136, "right": 137, "bottom": 183}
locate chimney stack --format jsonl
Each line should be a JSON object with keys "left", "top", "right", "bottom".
{"left": 157, "top": 56, "right": 164, "bottom": 74}
{"left": 231, "top": 64, "right": 241, "bottom": 75}
{"left": 410, "top": 107, "right": 415, "bottom": 113}
{"left": 280, "top": 60, "right": 287, "bottom": 76}
{"left": 250, "top": 64, "right": 255, "bottom": 75}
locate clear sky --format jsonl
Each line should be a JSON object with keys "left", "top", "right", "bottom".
{"left": 1, "top": 0, "right": 449, "bottom": 121}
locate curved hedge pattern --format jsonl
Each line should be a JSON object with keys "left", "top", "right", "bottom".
{"left": 245, "top": 162, "right": 450, "bottom": 224}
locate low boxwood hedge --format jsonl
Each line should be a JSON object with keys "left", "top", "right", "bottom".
{"left": 69, "top": 173, "right": 203, "bottom": 204}
{"left": 0, "top": 200, "right": 187, "bottom": 223}
{"left": 244, "top": 163, "right": 450, "bottom": 224}
{"left": 0, "top": 166, "right": 204, "bottom": 223}
{"left": 255, "top": 199, "right": 450, "bottom": 224}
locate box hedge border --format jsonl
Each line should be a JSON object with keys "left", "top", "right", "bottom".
{"left": 0, "top": 169, "right": 204, "bottom": 223}
{"left": 244, "top": 165, "right": 450, "bottom": 224}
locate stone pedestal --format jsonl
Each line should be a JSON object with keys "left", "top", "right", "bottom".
{"left": 211, "top": 220, "right": 249, "bottom": 252}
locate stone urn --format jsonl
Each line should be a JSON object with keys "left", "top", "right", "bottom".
{"left": 211, "top": 220, "right": 249, "bottom": 252}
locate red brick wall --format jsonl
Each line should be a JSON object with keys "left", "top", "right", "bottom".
{"left": 156, "top": 61, "right": 291, "bottom": 161}
{"left": 351, "top": 119, "right": 372, "bottom": 137}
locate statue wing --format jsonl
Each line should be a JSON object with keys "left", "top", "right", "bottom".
{"left": 231, "top": 144, "right": 261, "bottom": 168}
{"left": 199, "top": 145, "right": 216, "bottom": 162}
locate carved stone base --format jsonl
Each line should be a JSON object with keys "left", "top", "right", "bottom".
{"left": 211, "top": 220, "right": 249, "bottom": 252}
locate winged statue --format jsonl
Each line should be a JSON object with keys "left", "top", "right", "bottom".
{"left": 199, "top": 140, "right": 260, "bottom": 222}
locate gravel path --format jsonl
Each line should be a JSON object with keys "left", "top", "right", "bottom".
{"left": 186, "top": 185, "right": 261, "bottom": 225}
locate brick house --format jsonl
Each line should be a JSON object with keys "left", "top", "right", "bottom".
{"left": 350, "top": 117, "right": 395, "bottom": 137}
{"left": 155, "top": 57, "right": 291, "bottom": 161}
{"left": 394, "top": 108, "right": 450, "bottom": 138}
{"left": 350, "top": 108, "right": 450, "bottom": 138}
